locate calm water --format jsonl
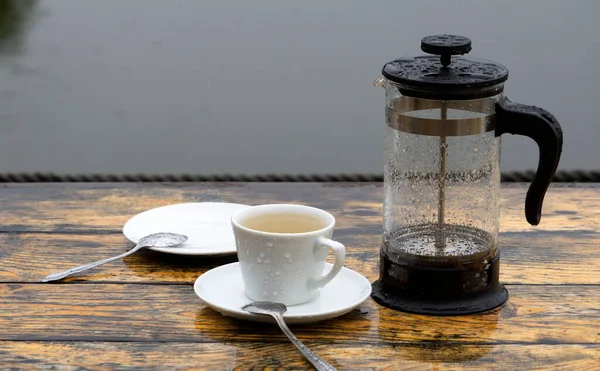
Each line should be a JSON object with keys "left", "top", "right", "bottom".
{"left": 0, "top": 0, "right": 598, "bottom": 174}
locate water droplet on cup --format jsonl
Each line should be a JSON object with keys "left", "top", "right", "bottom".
{"left": 256, "top": 257, "right": 262, "bottom": 263}
{"left": 284, "top": 252, "right": 291, "bottom": 258}
{"left": 275, "top": 270, "right": 281, "bottom": 276}
{"left": 267, "top": 242, "right": 273, "bottom": 247}
{"left": 259, "top": 252, "right": 265, "bottom": 258}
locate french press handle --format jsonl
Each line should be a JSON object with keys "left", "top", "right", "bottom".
{"left": 495, "top": 97, "right": 563, "bottom": 226}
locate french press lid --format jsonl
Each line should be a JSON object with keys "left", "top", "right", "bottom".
{"left": 382, "top": 35, "right": 509, "bottom": 100}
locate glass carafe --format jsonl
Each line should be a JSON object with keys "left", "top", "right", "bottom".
{"left": 371, "top": 35, "right": 563, "bottom": 315}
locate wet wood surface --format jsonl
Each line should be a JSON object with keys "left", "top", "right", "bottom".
{"left": 0, "top": 182, "right": 599, "bottom": 370}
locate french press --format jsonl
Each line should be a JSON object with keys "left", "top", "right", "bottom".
{"left": 371, "top": 35, "right": 563, "bottom": 315}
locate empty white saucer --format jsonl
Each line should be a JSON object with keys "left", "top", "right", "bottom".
{"left": 194, "top": 262, "right": 372, "bottom": 324}
{"left": 123, "top": 202, "right": 250, "bottom": 256}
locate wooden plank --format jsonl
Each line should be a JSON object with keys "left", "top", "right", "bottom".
{"left": 1, "top": 283, "right": 598, "bottom": 344}
{"left": 0, "top": 233, "right": 238, "bottom": 283}
{"left": 0, "top": 342, "right": 598, "bottom": 370}
{"left": 2, "top": 230, "right": 600, "bottom": 285}
{"left": 1, "top": 183, "right": 598, "bottom": 234}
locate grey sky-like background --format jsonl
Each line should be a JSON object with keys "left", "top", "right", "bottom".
{"left": 0, "top": 0, "right": 597, "bottom": 174}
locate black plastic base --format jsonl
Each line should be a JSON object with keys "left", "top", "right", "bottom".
{"left": 371, "top": 280, "right": 508, "bottom": 315}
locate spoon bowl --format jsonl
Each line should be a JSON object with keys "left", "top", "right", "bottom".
{"left": 242, "top": 301, "right": 287, "bottom": 316}
{"left": 138, "top": 232, "right": 188, "bottom": 247}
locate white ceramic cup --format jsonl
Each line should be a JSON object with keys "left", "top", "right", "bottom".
{"left": 231, "top": 204, "right": 346, "bottom": 306}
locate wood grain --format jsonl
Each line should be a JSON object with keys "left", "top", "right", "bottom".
{"left": 1, "top": 183, "right": 598, "bottom": 233}
{"left": 1, "top": 182, "right": 599, "bottom": 369}
{"left": 2, "top": 231, "right": 600, "bottom": 285}
{"left": 2, "top": 183, "right": 599, "bottom": 285}
{"left": 0, "top": 342, "right": 598, "bottom": 370}
{"left": 1, "top": 283, "right": 599, "bottom": 344}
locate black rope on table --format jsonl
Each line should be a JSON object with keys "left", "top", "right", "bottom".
{"left": 0, "top": 173, "right": 382, "bottom": 183}
{"left": 0, "top": 170, "right": 599, "bottom": 183}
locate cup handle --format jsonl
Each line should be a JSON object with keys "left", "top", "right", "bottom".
{"left": 310, "top": 237, "right": 346, "bottom": 289}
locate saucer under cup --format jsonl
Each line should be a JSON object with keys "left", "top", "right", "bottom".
{"left": 194, "top": 262, "right": 371, "bottom": 324}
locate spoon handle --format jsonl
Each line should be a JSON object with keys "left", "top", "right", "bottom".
{"left": 41, "top": 243, "right": 143, "bottom": 282}
{"left": 271, "top": 313, "right": 337, "bottom": 371}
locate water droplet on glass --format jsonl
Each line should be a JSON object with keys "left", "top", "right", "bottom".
{"left": 267, "top": 242, "right": 273, "bottom": 247}
{"left": 256, "top": 257, "right": 262, "bottom": 263}
{"left": 259, "top": 252, "right": 265, "bottom": 258}
{"left": 284, "top": 252, "right": 291, "bottom": 258}
{"left": 272, "top": 291, "right": 278, "bottom": 296}
{"left": 275, "top": 270, "right": 281, "bottom": 276}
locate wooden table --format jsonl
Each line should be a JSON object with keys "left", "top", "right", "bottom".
{"left": 1, "top": 182, "right": 599, "bottom": 370}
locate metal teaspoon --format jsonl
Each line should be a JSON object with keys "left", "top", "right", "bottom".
{"left": 242, "top": 301, "right": 337, "bottom": 371}
{"left": 41, "top": 232, "right": 188, "bottom": 282}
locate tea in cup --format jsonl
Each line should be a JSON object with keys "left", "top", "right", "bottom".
{"left": 231, "top": 204, "right": 346, "bottom": 305}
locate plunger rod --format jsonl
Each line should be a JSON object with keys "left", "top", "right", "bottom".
{"left": 435, "top": 102, "right": 447, "bottom": 248}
